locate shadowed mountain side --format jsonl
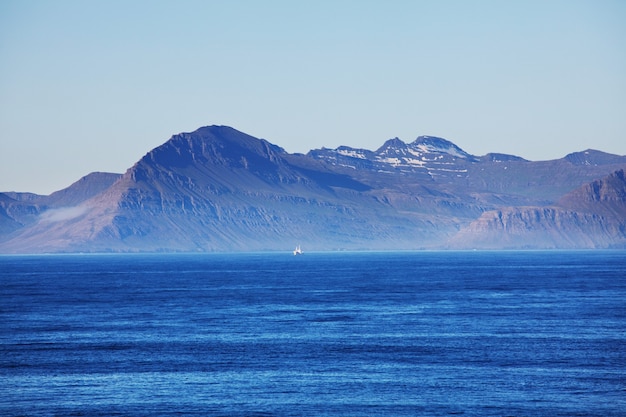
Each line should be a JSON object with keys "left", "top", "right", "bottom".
{"left": 1, "top": 126, "right": 626, "bottom": 252}
{"left": 309, "top": 141, "right": 626, "bottom": 203}
{"left": 0, "top": 127, "right": 462, "bottom": 252}
{"left": 448, "top": 170, "right": 626, "bottom": 249}
{"left": 558, "top": 169, "right": 626, "bottom": 219}
{"left": 0, "top": 193, "right": 34, "bottom": 235}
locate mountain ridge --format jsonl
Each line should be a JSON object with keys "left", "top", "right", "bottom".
{"left": 448, "top": 169, "right": 626, "bottom": 249}
{"left": 1, "top": 125, "right": 625, "bottom": 253}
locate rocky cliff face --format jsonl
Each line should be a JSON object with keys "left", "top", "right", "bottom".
{"left": 448, "top": 170, "right": 626, "bottom": 249}
{"left": 1, "top": 126, "right": 625, "bottom": 253}
{"left": 448, "top": 207, "right": 623, "bottom": 249}
{"left": 558, "top": 169, "right": 626, "bottom": 218}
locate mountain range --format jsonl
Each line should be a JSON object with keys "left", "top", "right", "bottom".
{"left": 1, "top": 125, "right": 625, "bottom": 253}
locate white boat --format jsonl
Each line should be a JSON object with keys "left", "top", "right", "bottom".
{"left": 293, "top": 245, "right": 303, "bottom": 256}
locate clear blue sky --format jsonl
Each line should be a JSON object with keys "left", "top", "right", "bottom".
{"left": 1, "top": 0, "right": 625, "bottom": 194}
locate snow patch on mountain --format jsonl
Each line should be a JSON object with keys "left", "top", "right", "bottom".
{"left": 309, "top": 135, "right": 478, "bottom": 173}
{"left": 336, "top": 148, "right": 368, "bottom": 159}
{"left": 410, "top": 136, "right": 471, "bottom": 159}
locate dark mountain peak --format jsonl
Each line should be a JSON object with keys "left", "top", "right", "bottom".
{"left": 412, "top": 135, "right": 452, "bottom": 145}
{"left": 0, "top": 192, "right": 17, "bottom": 204}
{"left": 593, "top": 169, "right": 626, "bottom": 202}
{"left": 1, "top": 191, "right": 43, "bottom": 203}
{"left": 481, "top": 153, "right": 528, "bottom": 163}
{"left": 45, "top": 172, "right": 122, "bottom": 206}
{"left": 189, "top": 125, "right": 286, "bottom": 153}
{"left": 1, "top": 172, "right": 120, "bottom": 206}
{"left": 3, "top": 124, "right": 626, "bottom": 253}
{"left": 410, "top": 136, "right": 472, "bottom": 159}
{"left": 564, "top": 149, "right": 626, "bottom": 166}
{"left": 307, "top": 145, "right": 375, "bottom": 165}
{"left": 559, "top": 169, "right": 626, "bottom": 209}
{"left": 376, "top": 137, "right": 407, "bottom": 153}
{"left": 334, "top": 145, "right": 372, "bottom": 155}
{"left": 138, "top": 125, "right": 287, "bottom": 172}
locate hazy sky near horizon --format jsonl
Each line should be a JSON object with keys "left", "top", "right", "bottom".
{"left": 1, "top": 0, "right": 625, "bottom": 194}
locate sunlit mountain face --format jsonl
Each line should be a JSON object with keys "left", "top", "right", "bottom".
{"left": 1, "top": 125, "right": 625, "bottom": 253}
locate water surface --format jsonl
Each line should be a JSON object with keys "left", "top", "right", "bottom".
{"left": 1, "top": 251, "right": 625, "bottom": 416}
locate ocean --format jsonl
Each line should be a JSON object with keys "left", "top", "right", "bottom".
{"left": 1, "top": 251, "right": 625, "bottom": 416}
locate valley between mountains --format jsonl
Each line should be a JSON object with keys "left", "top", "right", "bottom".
{"left": 1, "top": 125, "right": 625, "bottom": 253}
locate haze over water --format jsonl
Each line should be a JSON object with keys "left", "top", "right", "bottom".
{"left": 1, "top": 251, "right": 625, "bottom": 416}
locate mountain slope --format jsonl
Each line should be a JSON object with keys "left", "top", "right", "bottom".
{"left": 448, "top": 170, "right": 626, "bottom": 249}
{"left": 0, "top": 193, "right": 34, "bottom": 235}
{"left": 45, "top": 172, "right": 122, "bottom": 206}
{"left": 1, "top": 125, "right": 625, "bottom": 253}
{"left": 558, "top": 169, "right": 626, "bottom": 219}
{"left": 0, "top": 172, "right": 121, "bottom": 240}
{"left": 309, "top": 138, "right": 624, "bottom": 202}
{"left": 0, "top": 127, "right": 460, "bottom": 252}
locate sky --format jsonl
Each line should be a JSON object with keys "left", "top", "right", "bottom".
{"left": 1, "top": 0, "right": 625, "bottom": 194}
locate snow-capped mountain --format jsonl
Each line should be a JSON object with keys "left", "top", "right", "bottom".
{"left": 309, "top": 135, "right": 481, "bottom": 181}
{"left": 1, "top": 125, "right": 625, "bottom": 252}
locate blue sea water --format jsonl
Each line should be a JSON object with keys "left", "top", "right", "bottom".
{"left": 1, "top": 251, "right": 625, "bottom": 416}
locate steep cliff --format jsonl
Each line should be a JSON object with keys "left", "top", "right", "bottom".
{"left": 448, "top": 170, "right": 626, "bottom": 249}
{"left": 1, "top": 126, "right": 625, "bottom": 252}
